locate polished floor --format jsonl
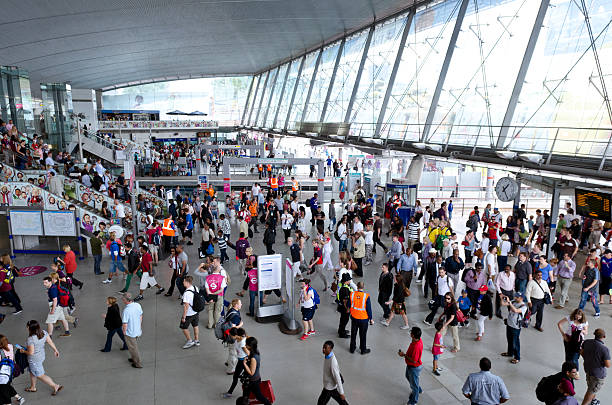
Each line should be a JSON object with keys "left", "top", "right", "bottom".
{"left": 3, "top": 213, "right": 611, "bottom": 405}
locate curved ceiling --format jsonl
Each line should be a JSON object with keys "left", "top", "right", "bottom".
{"left": 1, "top": 0, "right": 427, "bottom": 90}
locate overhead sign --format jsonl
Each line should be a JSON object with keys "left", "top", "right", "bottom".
{"left": 575, "top": 188, "right": 611, "bottom": 221}
{"left": 198, "top": 175, "right": 208, "bottom": 190}
{"left": 257, "top": 254, "right": 282, "bottom": 291}
{"left": 258, "top": 158, "right": 288, "bottom": 164}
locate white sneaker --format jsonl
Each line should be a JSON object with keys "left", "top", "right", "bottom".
{"left": 182, "top": 340, "right": 195, "bottom": 349}
{"left": 400, "top": 325, "right": 410, "bottom": 330}
{"left": 194, "top": 340, "right": 200, "bottom": 347}
{"left": 416, "top": 279, "right": 422, "bottom": 284}
{"left": 380, "top": 320, "right": 389, "bottom": 327}
{"left": 102, "top": 279, "right": 112, "bottom": 284}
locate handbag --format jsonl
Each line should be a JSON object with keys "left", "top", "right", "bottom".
{"left": 455, "top": 308, "right": 467, "bottom": 323}
{"left": 535, "top": 280, "right": 552, "bottom": 305}
{"left": 247, "top": 379, "right": 276, "bottom": 404}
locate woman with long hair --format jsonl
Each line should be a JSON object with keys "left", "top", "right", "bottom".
{"left": 439, "top": 292, "right": 460, "bottom": 353}
{"left": 0, "top": 334, "right": 25, "bottom": 404}
{"left": 557, "top": 308, "right": 588, "bottom": 370}
{"left": 241, "top": 337, "right": 272, "bottom": 405}
{"left": 20, "top": 320, "right": 63, "bottom": 395}
{"left": 382, "top": 273, "right": 410, "bottom": 329}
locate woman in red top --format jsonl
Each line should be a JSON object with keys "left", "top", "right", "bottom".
{"left": 58, "top": 245, "right": 83, "bottom": 289}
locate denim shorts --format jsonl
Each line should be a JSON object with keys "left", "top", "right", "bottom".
{"left": 433, "top": 354, "right": 440, "bottom": 361}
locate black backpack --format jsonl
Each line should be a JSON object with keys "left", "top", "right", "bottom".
{"left": 187, "top": 287, "right": 206, "bottom": 313}
{"left": 535, "top": 374, "right": 561, "bottom": 403}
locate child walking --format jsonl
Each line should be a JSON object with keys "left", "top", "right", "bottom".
{"left": 457, "top": 290, "right": 471, "bottom": 327}
{"left": 364, "top": 224, "right": 374, "bottom": 265}
{"left": 432, "top": 321, "right": 446, "bottom": 375}
{"left": 217, "top": 230, "right": 229, "bottom": 264}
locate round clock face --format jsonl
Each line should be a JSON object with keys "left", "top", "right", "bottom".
{"left": 495, "top": 177, "right": 519, "bottom": 202}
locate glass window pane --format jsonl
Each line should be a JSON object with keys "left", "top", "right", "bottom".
{"left": 275, "top": 58, "right": 302, "bottom": 129}
{"left": 428, "top": 0, "right": 542, "bottom": 148}
{"left": 265, "top": 63, "right": 289, "bottom": 128}
{"left": 349, "top": 14, "right": 409, "bottom": 138}
{"left": 244, "top": 75, "right": 261, "bottom": 124}
{"left": 303, "top": 43, "right": 341, "bottom": 122}
{"left": 258, "top": 67, "right": 279, "bottom": 127}
{"left": 380, "top": 0, "right": 463, "bottom": 143}
{"left": 324, "top": 29, "right": 370, "bottom": 123}
{"left": 287, "top": 51, "right": 320, "bottom": 130}
{"left": 509, "top": 0, "right": 612, "bottom": 158}
{"left": 249, "top": 72, "right": 268, "bottom": 126}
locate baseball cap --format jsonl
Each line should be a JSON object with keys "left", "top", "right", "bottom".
{"left": 514, "top": 291, "right": 524, "bottom": 299}
{"left": 429, "top": 248, "right": 437, "bottom": 254}
{"left": 479, "top": 285, "right": 488, "bottom": 293}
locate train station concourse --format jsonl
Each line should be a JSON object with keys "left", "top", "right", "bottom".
{"left": 1, "top": 0, "right": 612, "bottom": 404}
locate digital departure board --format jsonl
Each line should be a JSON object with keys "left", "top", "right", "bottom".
{"left": 575, "top": 188, "right": 612, "bottom": 221}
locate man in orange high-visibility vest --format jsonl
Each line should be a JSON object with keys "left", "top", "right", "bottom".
{"left": 349, "top": 282, "right": 373, "bottom": 355}
{"left": 291, "top": 177, "right": 299, "bottom": 198}
{"left": 162, "top": 217, "right": 177, "bottom": 253}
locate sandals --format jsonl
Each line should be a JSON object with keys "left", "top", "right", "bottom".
{"left": 500, "top": 352, "right": 511, "bottom": 357}
{"left": 510, "top": 359, "right": 520, "bottom": 364}
{"left": 25, "top": 387, "right": 37, "bottom": 392}
{"left": 52, "top": 385, "right": 63, "bottom": 396}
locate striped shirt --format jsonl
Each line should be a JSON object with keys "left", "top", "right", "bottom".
{"left": 408, "top": 222, "right": 420, "bottom": 240}
{"left": 218, "top": 235, "right": 228, "bottom": 250}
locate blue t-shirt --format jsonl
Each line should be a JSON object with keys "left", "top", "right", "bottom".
{"left": 366, "top": 198, "right": 374, "bottom": 206}
{"left": 185, "top": 213, "right": 194, "bottom": 230}
{"left": 539, "top": 264, "right": 552, "bottom": 282}
{"left": 109, "top": 241, "right": 122, "bottom": 262}
{"left": 458, "top": 296, "right": 471, "bottom": 310}
{"left": 448, "top": 202, "right": 453, "bottom": 212}
{"left": 122, "top": 302, "right": 143, "bottom": 338}
{"left": 601, "top": 257, "right": 612, "bottom": 278}
{"left": 326, "top": 158, "right": 332, "bottom": 166}
{"left": 47, "top": 285, "right": 59, "bottom": 302}
{"left": 310, "top": 197, "right": 319, "bottom": 210}
{"left": 340, "top": 182, "right": 345, "bottom": 192}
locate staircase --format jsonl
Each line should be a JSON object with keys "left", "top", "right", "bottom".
{"left": 69, "top": 132, "right": 140, "bottom": 165}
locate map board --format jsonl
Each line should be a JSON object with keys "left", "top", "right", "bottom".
{"left": 42, "top": 211, "right": 77, "bottom": 236}
{"left": 257, "top": 254, "right": 282, "bottom": 291}
{"left": 9, "top": 210, "right": 43, "bottom": 236}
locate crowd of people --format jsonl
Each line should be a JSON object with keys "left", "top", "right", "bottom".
{"left": 0, "top": 144, "right": 611, "bottom": 404}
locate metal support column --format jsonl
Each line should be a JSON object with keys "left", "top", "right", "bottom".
{"left": 344, "top": 26, "right": 374, "bottom": 124}
{"left": 320, "top": 39, "right": 345, "bottom": 123}
{"left": 317, "top": 160, "right": 325, "bottom": 203}
{"left": 253, "top": 71, "right": 270, "bottom": 127}
{"left": 421, "top": 0, "right": 470, "bottom": 142}
{"left": 272, "top": 64, "right": 291, "bottom": 129}
{"left": 284, "top": 55, "right": 306, "bottom": 130}
{"left": 241, "top": 76, "right": 255, "bottom": 125}
{"left": 497, "top": 0, "right": 551, "bottom": 149}
{"left": 246, "top": 75, "right": 261, "bottom": 126}
{"left": 374, "top": 10, "right": 414, "bottom": 139}
{"left": 547, "top": 182, "right": 560, "bottom": 257}
{"left": 486, "top": 168, "right": 494, "bottom": 200}
{"left": 513, "top": 177, "right": 522, "bottom": 218}
{"left": 261, "top": 67, "right": 280, "bottom": 126}
{"left": 301, "top": 48, "right": 323, "bottom": 123}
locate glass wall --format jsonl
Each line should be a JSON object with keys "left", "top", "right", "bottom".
{"left": 41, "top": 83, "right": 74, "bottom": 150}
{"left": 103, "top": 76, "right": 251, "bottom": 123}
{"left": 380, "top": 0, "right": 465, "bottom": 142}
{"left": 428, "top": 0, "right": 541, "bottom": 147}
{"left": 507, "top": 0, "right": 612, "bottom": 158}
{"left": 349, "top": 15, "right": 408, "bottom": 138}
{"left": 264, "top": 63, "right": 289, "bottom": 128}
{"left": 275, "top": 58, "right": 302, "bottom": 129}
{"left": 0, "top": 66, "right": 35, "bottom": 135}
{"left": 303, "top": 43, "right": 341, "bottom": 122}
{"left": 247, "top": 74, "right": 266, "bottom": 126}
{"left": 258, "top": 67, "right": 279, "bottom": 127}
{"left": 324, "top": 29, "right": 370, "bottom": 123}
{"left": 243, "top": 0, "right": 612, "bottom": 161}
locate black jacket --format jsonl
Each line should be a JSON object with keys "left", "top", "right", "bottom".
{"left": 264, "top": 228, "right": 276, "bottom": 245}
{"left": 477, "top": 293, "right": 493, "bottom": 318}
{"left": 127, "top": 249, "right": 140, "bottom": 273}
{"left": 290, "top": 243, "right": 301, "bottom": 262}
{"left": 104, "top": 304, "right": 123, "bottom": 330}
{"left": 378, "top": 271, "right": 394, "bottom": 301}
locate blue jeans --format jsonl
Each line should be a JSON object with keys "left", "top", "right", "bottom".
{"left": 329, "top": 217, "right": 337, "bottom": 231}
{"left": 93, "top": 254, "right": 102, "bottom": 274}
{"left": 248, "top": 290, "right": 264, "bottom": 316}
{"left": 103, "top": 327, "right": 128, "bottom": 351}
{"left": 506, "top": 326, "right": 521, "bottom": 361}
{"left": 405, "top": 365, "right": 422, "bottom": 404}
{"left": 515, "top": 279, "right": 528, "bottom": 296}
{"left": 109, "top": 260, "right": 126, "bottom": 273}
{"left": 579, "top": 290, "right": 600, "bottom": 314}
{"left": 339, "top": 239, "right": 348, "bottom": 252}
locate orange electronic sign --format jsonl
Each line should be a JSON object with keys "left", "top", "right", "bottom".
{"left": 575, "top": 188, "right": 611, "bottom": 221}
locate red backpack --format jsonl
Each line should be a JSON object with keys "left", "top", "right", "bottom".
{"left": 57, "top": 285, "right": 72, "bottom": 307}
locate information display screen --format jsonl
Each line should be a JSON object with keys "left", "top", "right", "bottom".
{"left": 575, "top": 188, "right": 611, "bottom": 221}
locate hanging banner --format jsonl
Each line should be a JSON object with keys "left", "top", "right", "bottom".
{"left": 224, "top": 182, "right": 230, "bottom": 193}
{"left": 198, "top": 175, "right": 208, "bottom": 190}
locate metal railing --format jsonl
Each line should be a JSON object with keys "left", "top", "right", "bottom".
{"left": 302, "top": 122, "right": 612, "bottom": 160}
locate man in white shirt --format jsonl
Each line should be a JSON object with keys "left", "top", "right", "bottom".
{"left": 525, "top": 270, "right": 551, "bottom": 332}
{"left": 114, "top": 199, "right": 126, "bottom": 226}
{"left": 318, "top": 341, "right": 348, "bottom": 405}
{"left": 251, "top": 183, "right": 261, "bottom": 198}
{"left": 281, "top": 209, "right": 294, "bottom": 243}
{"left": 180, "top": 276, "right": 200, "bottom": 349}
{"left": 353, "top": 217, "right": 364, "bottom": 235}
{"left": 495, "top": 264, "right": 515, "bottom": 318}
{"left": 424, "top": 267, "right": 454, "bottom": 324}
{"left": 485, "top": 246, "right": 498, "bottom": 280}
